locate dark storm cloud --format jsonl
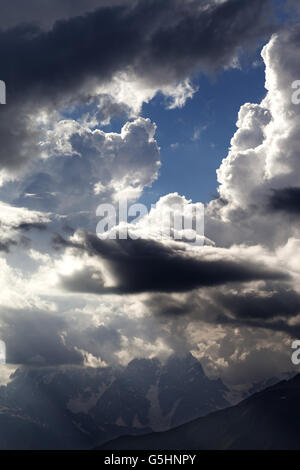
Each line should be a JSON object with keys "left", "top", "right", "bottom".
{"left": 61, "top": 266, "right": 106, "bottom": 294}
{"left": 0, "top": 0, "right": 275, "bottom": 100}
{"left": 206, "top": 285, "right": 300, "bottom": 337}
{"left": 0, "top": 309, "right": 83, "bottom": 366}
{"left": 17, "top": 222, "right": 48, "bottom": 231}
{"left": 269, "top": 187, "right": 300, "bottom": 215}
{"left": 143, "top": 286, "right": 300, "bottom": 339}
{"left": 0, "top": 0, "right": 275, "bottom": 171}
{"left": 58, "top": 233, "right": 288, "bottom": 294}
{"left": 215, "top": 289, "right": 300, "bottom": 321}
{"left": 286, "top": 0, "right": 300, "bottom": 15}
{"left": 0, "top": 0, "right": 129, "bottom": 31}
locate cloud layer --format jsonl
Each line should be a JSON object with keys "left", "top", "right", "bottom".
{"left": 0, "top": 0, "right": 275, "bottom": 179}
{"left": 1, "top": 2, "right": 300, "bottom": 389}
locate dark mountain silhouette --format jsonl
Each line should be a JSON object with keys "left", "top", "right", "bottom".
{"left": 98, "top": 374, "right": 300, "bottom": 450}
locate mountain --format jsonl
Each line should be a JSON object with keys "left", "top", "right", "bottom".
{"left": 0, "top": 354, "right": 230, "bottom": 449}
{"left": 98, "top": 374, "right": 300, "bottom": 450}
{"left": 0, "top": 411, "right": 62, "bottom": 450}
{"left": 90, "top": 354, "right": 229, "bottom": 432}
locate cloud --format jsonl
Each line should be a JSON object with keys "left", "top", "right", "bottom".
{"left": 0, "top": 0, "right": 129, "bottom": 31}
{"left": 0, "top": 2, "right": 299, "bottom": 390}
{"left": 94, "top": 193, "right": 206, "bottom": 246}
{"left": 0, "top": 0, "right": 275, "bottom": 178}
{"left": 51, "top": 20, "right": 300, "bottom": 381}
{"left": 210, "top": 332, "right": 295, "bottom": 386}
{"left": 0, "top": 308, "right": 83, "bottom": 366}
{"left": 0, "top": 0, "right": 274, "bottom": 99}
{"left": 2, "top": 117, "right": 160, "bottom": 223}
{"left": 215, "top": 288, "right": 300, "bottom": 322}
{"left": 93, "top": 75, "right": 198, "bottom": 119}
{"left": 269, "top": 187, "right": 300, "bottom": 215}
{"left": 204, "top": 25, "right": 300, "bottom": 251}
{"left": 29, "top": 23, "right": 300, "bottom": 379}
{"left": 142, "top": 282, "right": 300, "bottom": 336}
{"left": 17, "top": 222, "right": 48, "bottom": 231}
{"left": 56, "top": 233, "right": 288, "bottom": 294}
{"left": 0, "top": 202, "right": 50, "bottom": 252}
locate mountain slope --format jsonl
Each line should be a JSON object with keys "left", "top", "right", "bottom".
{"left": 91, "top": 354, "right": 229, "bottom": 432}
{"left": 0, "top": 354, "right": 230, "bottom": 449}
{"left": 0, "top": 410, "right": 62, "bottom": 449}
{"left": 98, "top": 374, "right": 300, "bottom": 450}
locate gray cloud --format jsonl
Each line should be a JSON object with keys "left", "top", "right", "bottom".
{"left": 1, "top": 0, "right": 275, "bottom": 99}
{"left": 0, "top": 0, "right": 297, "bottom": 394}
{"left": 17, "top": 222, "right": 48, "bottom": 232}
{"left": 216, "top": 288, "right": 300, "bottom": 322}
{"left": 139, "top": 278, "right": 300, "bottom": 342}
{"left": 0, "top": 0, "right": 130, "bottom": 31}
{"left": 57, "top": 233, "right": 289, "bottom": 294}
{"left": 0, "top": 309, "right": 83, "bottom": 366}
{"left": 0, "top": 0, "right": 275, "bottom": 173}
{"left": 269, "top": 187, "right": 300, "bottom": 215}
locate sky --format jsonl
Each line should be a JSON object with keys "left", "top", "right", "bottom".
{"left": 0, "top": 0, "right": 300, "bottom": 390}
{"left": 141, "top": 62, "right": 267, "bottom": 204}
